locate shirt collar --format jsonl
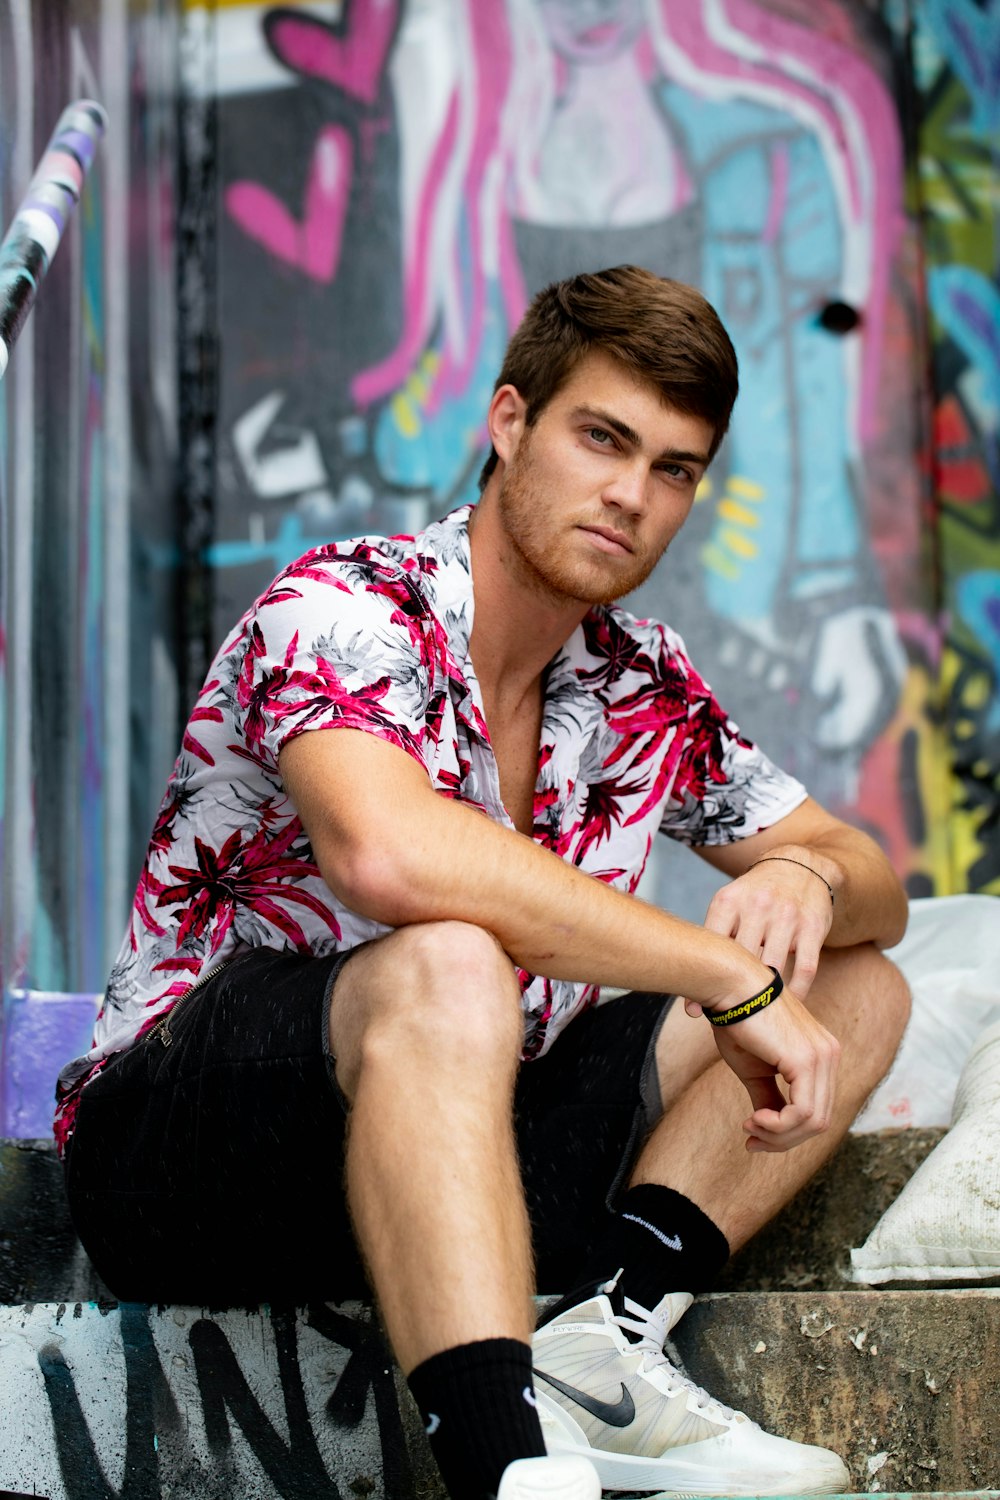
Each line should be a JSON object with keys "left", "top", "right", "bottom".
{"left": 418, "top": 503, "right": 618, "bottom": 758}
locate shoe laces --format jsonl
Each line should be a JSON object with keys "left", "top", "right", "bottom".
{"left": 601, "top": 1277, "right": 741, "bottom": 1424}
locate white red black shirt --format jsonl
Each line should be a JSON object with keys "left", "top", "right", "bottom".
{"left": 55, "top": 505, "right": 806, "bottom": 1149}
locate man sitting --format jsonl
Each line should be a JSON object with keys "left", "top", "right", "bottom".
{"left": 58, "top": 266, "right": 910, "bottom": 1499}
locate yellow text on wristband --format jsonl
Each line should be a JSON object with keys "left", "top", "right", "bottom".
{"left": 706, "top": 968, "right": 783, "bottom": 1028}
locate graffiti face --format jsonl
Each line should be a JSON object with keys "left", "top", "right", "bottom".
{"left": 535, "top": 0, "right": 646, "bottom": 64}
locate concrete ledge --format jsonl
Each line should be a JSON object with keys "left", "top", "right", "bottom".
{"left": 0, "top": 1300, "right": 434, "bottom": 1500}
{"left": 1, "top": 1293, "right": 998, "bottom": 1498}
{"left": 675, "top": 1291, "right": 1000, "bottom": 1495}
{"left": 0, "top": 1140, "right": 112, "bottom": 1303}
{"left": 716, "top": 1130, "right": 946, "bottom": 1291}
{"left": 1, "top": 1130, "right": 952, "bottom": 1303}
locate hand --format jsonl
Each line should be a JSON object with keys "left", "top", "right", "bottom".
{"left": 688, "top": 986, "right": 841, "bottom": 1152}
{"left": 701, "top": 853, "right": 836, "bottom": 1001}
{"left": 687, "top": 849, "right": 841, "bottom": 1148}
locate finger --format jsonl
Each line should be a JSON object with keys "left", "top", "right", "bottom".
{"left": 744, "top": 1098, "right": 811, "bottom": 1138}
{"left": 786, "top": 935, "right": 823, "bottom": 1000}
{"left": 745, "top": 1054, "right": 817, "bottom": 1139}
{"left": 729, "top": 913, "right": 767, "bottom": 957}
{"left": 743, "top": 1103, "right": 819, "bottom": 1152}
{"left": 809, "top": 1029, "right": 841, "bottom": 1134}
{"left": 742, "top": 1076, "right": 787, "bottom": 1117}
{"left": 758, "top": 917, "right": 796, "bottom": 983}
{"left": 702, "top": 891, "right": 740, "bottom": 939}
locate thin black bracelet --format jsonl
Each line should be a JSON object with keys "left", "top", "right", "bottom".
{"left": 748, "top": 856, "right": 835, "bottom": 906}
{"left": 706, "top": 967, "right": 783, "bottom": 1028}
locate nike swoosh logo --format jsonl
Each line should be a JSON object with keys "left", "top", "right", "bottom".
{"left": 619, "top": 1212, "right": 682, "bottom": 1251}
{"left": 533, "top": 1367, "right": 636, "bottom": 1427}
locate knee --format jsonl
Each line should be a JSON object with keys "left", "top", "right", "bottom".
{"left": 866, "top": 946, "right": 911, "bottom": 1038}
{"left": 830, "top": 943, "right": 911, "bottom": 1075}
{"left": 336, "top": 921, "right": 523, "bottom": 1097}
{"left": 875, "top": 950, "right": 912, "bottom": 1062}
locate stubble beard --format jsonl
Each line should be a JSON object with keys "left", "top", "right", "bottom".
{"left": 496, "top": 442, "right": 667, "bottom": 609}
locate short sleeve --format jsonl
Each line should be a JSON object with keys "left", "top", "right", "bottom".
{"left": 657, "top": 636, "right": 807, "bottom": 847}
{"left": 231, "top": 549, "right": 434, "bottom": 772}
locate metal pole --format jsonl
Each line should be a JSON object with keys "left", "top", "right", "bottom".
{"left": 0, "top": 99, "right": 108, "bottom": 380}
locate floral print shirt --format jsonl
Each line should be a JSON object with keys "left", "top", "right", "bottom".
{"left": 55, "top": 505, "right": 805, "bottom": 1150}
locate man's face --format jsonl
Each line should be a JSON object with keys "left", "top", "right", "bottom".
{"left": 492, "top": 350, "right": 713, "bottom": 610}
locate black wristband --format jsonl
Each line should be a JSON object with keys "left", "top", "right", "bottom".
{"left": 706, "top": 967, "right": 783, "bottom": 1028}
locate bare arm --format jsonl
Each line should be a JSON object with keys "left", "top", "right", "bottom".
{"left": 694, "top": 796, "right": 908, "bottom": 1002}
{"left": 280, "top": 727, "right": 768, "bottom": 1008}
{"left": 280, "top": 729, "right": 846, "bottom": 1151}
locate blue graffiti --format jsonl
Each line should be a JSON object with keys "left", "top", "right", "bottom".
{"left": 956, "top": 569, "right": 1000, "bottom": 734}
{"left": 927, "top": 0, "right": 1000, "bottom": 133}
{"left": 929, "top": 265, "right": 1000, "bottom": 415}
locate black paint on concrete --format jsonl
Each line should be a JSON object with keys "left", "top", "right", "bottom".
{"left": 34, "top": 1302, "right": 417, "bottom": 1500}
{"left": 0, "top": 1140, "right": 110, "bottom": 1303}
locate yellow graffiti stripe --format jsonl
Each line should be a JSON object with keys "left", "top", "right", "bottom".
{"left": 389, "top": 351, "right": 443, "bottom": 440}
{"left": 701, "top": 543, "right": 740, "bottom": 581}
{"left": 718, "top": 526, "right": 758, "bottom": 560}
{"left": 391, "top": 392, "right": 420, "bottom": 439}
{"left": 694, "top": 477, "right": 713, "bottom": 503}
{"left": 405, "top": 350, "right": 441, "bottom": 404}
{"left": 727, "top": 476, "right": 764, "bottom": 501}
{"left": 181, "top": 0, "right": 332, "bottom": 11}
{"left": 717, "top": 498, "right": 759, "bottom": 528}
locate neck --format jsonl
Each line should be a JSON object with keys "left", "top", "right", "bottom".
{"left": 563, "top": 48, "right": 643, "bottom": 102}
{"left": 466, "top": 493, "right": 587, "bottom": 706}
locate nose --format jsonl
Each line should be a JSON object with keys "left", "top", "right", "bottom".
{"left": 601, "top": 458, "right": 648, "bottom": 517}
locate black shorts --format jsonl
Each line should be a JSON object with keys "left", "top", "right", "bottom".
{"left": 64, "top": 946, "right": 673, "bottom": 1305}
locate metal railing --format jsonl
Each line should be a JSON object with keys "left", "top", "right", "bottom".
{"left": 0, "top": 99, "right": 107, "bottom": 380}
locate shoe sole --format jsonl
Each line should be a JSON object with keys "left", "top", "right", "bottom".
{"left": 497, "top": 1455, "right": 601, "bottom": 1498}
{"left": 546, "top": 1434, "right": 848, "bottom": 1495}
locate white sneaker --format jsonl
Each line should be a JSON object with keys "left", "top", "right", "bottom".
{"left": 532, "top": 1280, "right": 850, "bottom": 1495}
{"left": 496, "top": 1453, "right": 601, "bottom": 1498}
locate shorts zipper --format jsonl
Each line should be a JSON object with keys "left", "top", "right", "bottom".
{"left": 151, "top": 956, "right": 236, "bottom": 1048}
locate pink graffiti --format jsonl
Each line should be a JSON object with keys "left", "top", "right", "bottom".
{"left": 761, "top": 144, "right": 789, "bottom": 246}
{"left": 226, "top": 125, "right": 351, "bottom": 283}
{"left": 351, "top": 93, "right": 461, "bottom": 407}
{"left": 667, "top": 0, "right": 903, "bottom": 444}
{"left": 352, "top": 3, "right": 515, "bottom": 408}
{"left": 265, "top": 0, "right": 397, "bottom": 106}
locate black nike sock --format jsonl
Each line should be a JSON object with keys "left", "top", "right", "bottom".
{"left": 407, "top": 1337, "right": 546, "bottom": 1499}
{"left": 579, "top": 1184, "right": 730, "bottom": 1310}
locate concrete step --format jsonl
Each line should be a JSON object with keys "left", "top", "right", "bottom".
{"left": 673, "top": 1291, "right": 1000, "bottom": 1494}
{"left": 0, "top": 1292, "right": 997, "bottom": 1498}
{"left": 715, "top": 1128, "right": 947, "bottom": 1292}
{"left": 3, "top": 1135, "right": 998, "bottom": 1496}
{"left": 0, "top": 1129, "right": 952, "bottom": 1303}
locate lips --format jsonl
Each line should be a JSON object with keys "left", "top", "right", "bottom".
{"left": 579, "top": 524, "right": 635, "bottom": 556}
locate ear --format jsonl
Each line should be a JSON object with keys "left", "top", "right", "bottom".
{"left": 487, "top": 384, "right": 527, "bottom": 467}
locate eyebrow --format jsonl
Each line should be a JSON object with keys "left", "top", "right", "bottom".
{"left": 570, "top": 405, "right": 711, "bottom": 467}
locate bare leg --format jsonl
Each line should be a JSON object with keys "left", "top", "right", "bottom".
{"left": 330, "top": 920, "right": 535, "bottom": 1373}
{"left": 632, "top": 944, "right": 911, "bottom": 1251}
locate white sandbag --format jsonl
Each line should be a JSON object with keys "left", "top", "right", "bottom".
{"left": 851, "top": 893, "right": 1000, "bottom": 1132}
{"left": 850, "top": 1017, "right": 1000, "bottom": 1283}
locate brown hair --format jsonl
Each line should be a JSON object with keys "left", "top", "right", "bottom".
{"left": 479, "top": 265, "right": 738, "bottom": 489}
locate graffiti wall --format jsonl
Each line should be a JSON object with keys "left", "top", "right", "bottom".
{"left": 0, "top": 0, "right": 180, "bottom": 1128}
{"left": 183, "top": 0, "right": 993, "bottom": 923}
{"left": 911, "top": 0, "right": 1000, "bottom": 895}
{"left": 1, "top": 0, "right": 997, "bottom": 1137}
